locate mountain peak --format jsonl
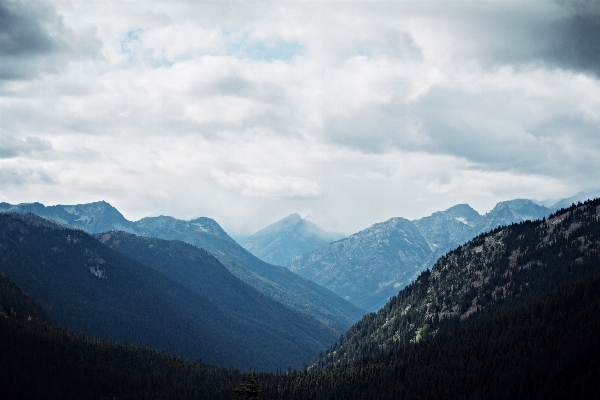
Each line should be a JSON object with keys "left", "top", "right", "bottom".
{"left": 242, "top": 214, "right": 345, "bottom": 266}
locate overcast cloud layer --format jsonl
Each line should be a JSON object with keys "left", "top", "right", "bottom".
{"left": 1, "top": 0, "right": 599, "bottom": 235}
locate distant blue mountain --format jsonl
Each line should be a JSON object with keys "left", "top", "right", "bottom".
{"left": 287, "top": 217, "right": 432, "bottom": 311}
{"left": 548, "top": 188, "right": 600, "bottom": 211}
{"left": 242, "top": 214, "right": 345, "bottom": 266}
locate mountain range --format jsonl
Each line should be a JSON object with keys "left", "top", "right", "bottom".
{"left": 0, "top": 201, "right": 364, "bottom": 331}
{"left": 2, "top": 192, "right": 592, "bottom": 316}
{"left": 286, "top": 198, "right": 572, "bottom": 311}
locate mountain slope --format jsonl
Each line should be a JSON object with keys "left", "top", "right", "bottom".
{"left": 263, "top": 269, "right": 600, "bottom": 400}
{"left": 314, "top": 198, "right": 600, "bottom": 367}
{"left": 242, "top": 214, "right": 345, "bottom": 266}
{"left": 0, "top": 275, "right": 247, "bottom": 400}
{"left": 130, "top": 215, "right": 365, "bottom": 329}
{"left": 0, "top": 213, "right": 336, "bottom": 371}
{"left": 96, "top": 231, "right": 339, "bottom": 342}
{"left": 287, "top": 217, "right": 433, "bottom": 311}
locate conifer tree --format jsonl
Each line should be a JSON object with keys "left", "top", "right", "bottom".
{"left": 234, "top": 376, "right": 259, "bottom": 400}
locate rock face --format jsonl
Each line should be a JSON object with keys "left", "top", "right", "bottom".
{"left": 414, "top": 200, "right": 552, "bottom": 262}
{"left": 242, "top": 214, "right": 345, "bottom": 266}
{"left": 134, "top": 215, "right": 236, "bottom": 244}
{"left": 287, "top": 217, "right": 433, "bottom": 311}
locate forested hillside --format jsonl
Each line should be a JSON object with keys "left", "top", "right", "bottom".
{"left": 0, "top": 213, "right": 335, "bottom": 371}
{"left": 260, "top": 269, "right": 600, "bottom": 399}
{"left": 3, "top": 259, "right": 599, "bottom": 399}
{"left": 315, "top": 199, "right": 600, "bottom": 367}
{"left": 0, "top": 273, "right": 247, "bottom": 400}
{"left": 97, "top": 231, "right": 340, "bottom": 340}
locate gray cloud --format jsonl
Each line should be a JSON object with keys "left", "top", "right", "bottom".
{"left": 548, "top": 10, "right": 600, "bottom": 76}
{"left": 466, "top": 2, "right": 600, "bottom": 77}
{"left": 0, "top": 0, "right": 54, "bottom": 56}
{"left": 0, "top": 135, "right": 53, "bottom": 159}
{"left": 0, "top": 0, "right": 101, "bottom": 80}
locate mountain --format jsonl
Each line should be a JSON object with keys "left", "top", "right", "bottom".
{"left": 95, "top": 230, "right": 339, "bottom": 343}
{"left": 412, "top": 203, "right": 482, "bottom": 257}
{"left": 314, "top": 198, "right": 600, "bottom": 367}
{"left": 473, "top": 198, "right": 551, "bottom": 234}
{"left": 263, "top": 269, "right": 600, "bottom": 399}
{"left": 0, "top": 200, "right": 135, "bottom": 234}
{"left": 287, "top": 217, "right": 433, "bottom": 311}
{"left": 0, "top": 201, "right": 365, "bottom": 330}
{"left": 413, "top": 199, "right": 553, "bottom": 262}
{"left": 129, "top": 215, "right": 365, "bottom": 330}
{"left": 242, "top": 214, "right": 345, "bottom": 266}
{"left": 285, "top": 200, "right": 556, "bottom": 313}
{"left": 0, "top": 213, "right": 337, "bottom": 371}
{"left": 549, "top": 188, "right": 600, "bottom": 211}
{"left": 134, "top": 215, "right": 236, "bottom": 244}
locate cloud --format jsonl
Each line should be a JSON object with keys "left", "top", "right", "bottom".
{"left": 210, "top": 168, "right": 320, "bottom": 198}
{"left": 0, "top": 135, "right": 53, "bottom": 159}
{"left": 0, "top": 158, "right": 54, "bottom": 187}
{"left": 429, "top": 1, "right": 600, "bottom": 77}
{"left": 0, "top": 0, "right": 101, "bottom": 80}
{"left": 546, "top": 9, "right": 600, "bottom": 76}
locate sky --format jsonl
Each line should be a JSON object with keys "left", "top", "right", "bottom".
{"left": 1, "top": 0, "right": 600, "bottom": 236}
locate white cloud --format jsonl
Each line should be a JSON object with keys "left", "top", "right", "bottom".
{"left": 210, "top": 168, "right": 320, "bottom": 198}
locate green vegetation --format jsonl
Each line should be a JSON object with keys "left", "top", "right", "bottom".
{"left": 234, "top": 376, "right": 260, "bottom": 400}
{"left": 414, "top": 324, "right": 429, "bottom": 343}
